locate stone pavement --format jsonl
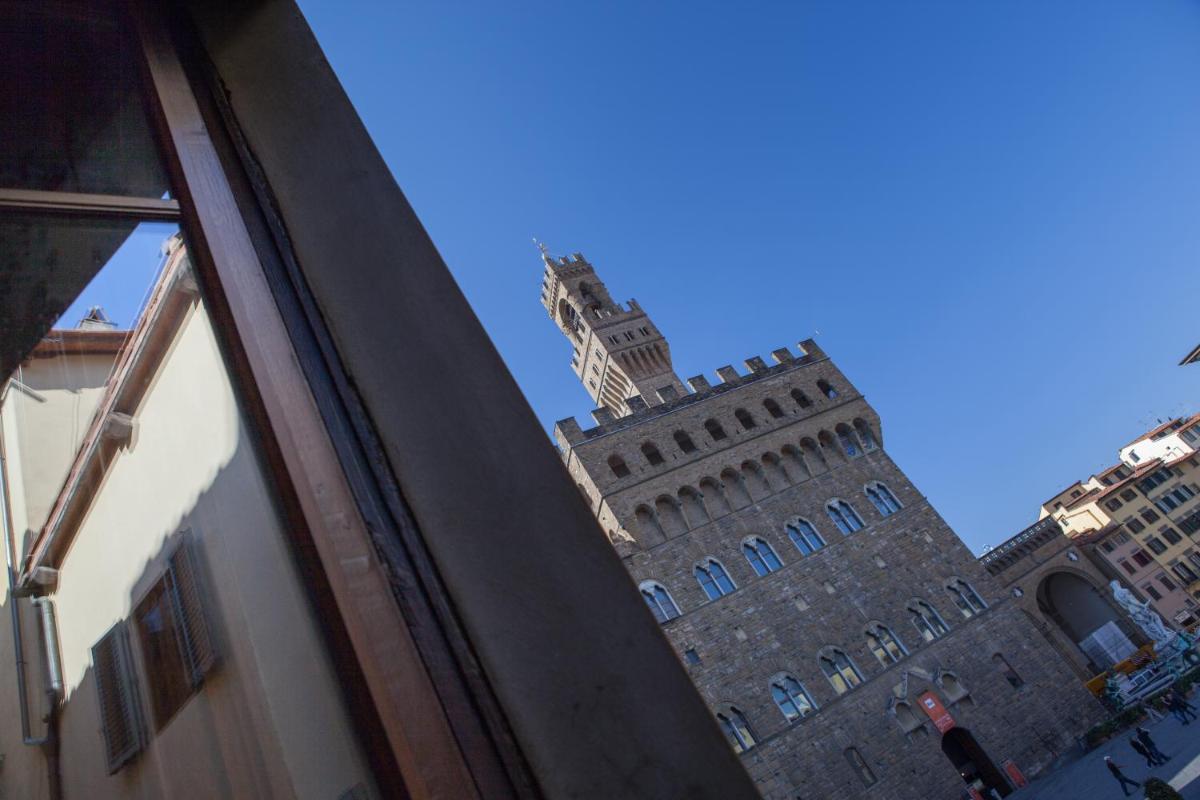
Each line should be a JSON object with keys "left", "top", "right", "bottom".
{"left": 1012, "top": 714, "right": 1200, "bottom": 799}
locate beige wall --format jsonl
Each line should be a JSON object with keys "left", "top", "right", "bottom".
{"left": 1, "top": 302, "right": 373, "bottom": 799}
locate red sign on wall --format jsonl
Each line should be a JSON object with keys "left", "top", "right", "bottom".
{"left": 917, "top": 691, "right": 955, "bottom": 733}
{"left": 1002, "top": 760, "right": 1027, "bottom": 788}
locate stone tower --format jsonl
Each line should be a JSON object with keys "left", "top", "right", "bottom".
{"left": 544, "top": 251, "right": 1105, "bottom": 800}
{"left": 539, "top": 246, "right": 686, "bottom": 416}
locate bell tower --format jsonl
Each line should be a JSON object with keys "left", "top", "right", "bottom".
{"left": 538, "top": 245, "right": 685, "bottom": 417}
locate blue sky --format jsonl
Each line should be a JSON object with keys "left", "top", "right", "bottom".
{"left": 262, "top": 3, "right": 1199, "bottom": 552}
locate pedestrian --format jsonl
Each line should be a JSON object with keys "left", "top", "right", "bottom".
{"left": 1104, "top": 756, "right": 1141, "bottom": 797}
{"left": 1130, "top": 736, "right": 1161, "bottom": 768}
{"left": 1166, "top": 688, "right": 1198, "bottom": 724}
{"left": 1136, "top": 726, "right": 1170, "bottom": 765}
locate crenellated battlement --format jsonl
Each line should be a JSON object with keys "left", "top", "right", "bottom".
{"left": 554, "top": 338, "right": 830, "bottom": 447}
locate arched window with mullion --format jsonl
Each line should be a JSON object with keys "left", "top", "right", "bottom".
{"left": 865, "top": 481, "right": 902, "bottom": 516}
{"left": 909, "top": 599, "right": 949, "bottom": 642}
{"left": 947, "top": 578, "right": 987, "bottom": 618}
{"left": 638, "top": 581, "right": 680, "bottom": 623}
{"left": 695, "top": 558, "right": 736, "bottom": 600}
{"left": 786, "top": 518, "right": 826, "bottom": 556}
{"left": 866, "top": 624, "right": 907, "bottom": 665}
{"left": 742, "top": 537, "right": 783, "bottom": 576}
{"left": 826, "top": 499, "right": 864, "bottom": 534}
{"left": 770, "top": 675, "right": 816, "bottom": 722}
{"left": 716, "top": 707, "right": 756, "bottom": 753}
{"left": 819, "top": 647, "right": 863, "bottom": 695}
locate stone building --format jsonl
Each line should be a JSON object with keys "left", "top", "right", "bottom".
{"left": 979, "top": 518, "right": 1148, "bottom": 680}
{"left": 543, "top": 250, "right": 1105, "bottom": 799}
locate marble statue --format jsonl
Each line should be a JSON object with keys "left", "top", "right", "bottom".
{"left": 1111, "top": 580, "right": 1176, "bottom": 649}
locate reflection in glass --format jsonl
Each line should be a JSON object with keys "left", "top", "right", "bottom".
{"left": 0, "top": 5, "right": 170, "bottom": 197}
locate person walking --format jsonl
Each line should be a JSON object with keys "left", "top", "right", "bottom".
{"left": 1130, "top": 736, "right": 1163, "bottom": 768}
{"left": 1166, "top": 687, "right": 1198, "bottom": 724}
{"left": 1136, "top": 726, "right": 1170, "bottom": 765}
{"left": 1105, "top": 756, "right": 1141, "bottom": 797}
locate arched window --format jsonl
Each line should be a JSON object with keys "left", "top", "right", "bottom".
{"left": 819, "top": 648, "right": 863, "bottom": 694}
{"left": 865, "top": 482, "right": 902, "bottom": 516}
{"left": 742, "top": 537, "right": 783, "bottom": 577}
{"left": 866, "top": 624, "right": 907, "bottom": 665}
{"left": 785, "top": 519, "right": 826, "bottom": 556}
{"left": 770, "top": 675, "right": 816, "bottom": 722}
{"left": 817, "top": 379, "right": 838, "bottom": 399}
{"left": 826, "top": 499, "right": 864, "bottom": 534}
{"left": 909, "top": 600, "right": 948, "bottom": 642}
{"left": 994, "top": 653, "right": 1024, "bottom": 688}
{"left": 674, "top": 430, "right": 697, "bottom": 454}
{"left": 641, "top": 442, "right": 664, "bottom": 466}
{"left": 763, "top": 398, "right": 785, "bottom": 419}
{"left": 608, "top": 454, "right": 631, "bottom": 478}
{"left": 835, "top": 424, "right": 859, "bottom": 457}
{"left": 695, "top": 559, "right": 736, "bottom": 600}
{"left": 844, "top": 748, "right": 877, "bottom": 788}
{"left": 947, "top": 578, "right": 987, "bottom": 618}
{"left": 790, "top": 388, "right": 812, "bottom": 408}
{"left": 854, "top": 419, "right": 878, "bottom": 451}
{"left": 716, "top": 707, "right": 756, "bottom": 753}
{"left": 704, "top": 419, "right": 727, "bottom": 441}
{"left": 734, "top": 408, "right": 756, "bottom": 430}
{"left": 639, "top": 581, "right": 680, "bottom": 623}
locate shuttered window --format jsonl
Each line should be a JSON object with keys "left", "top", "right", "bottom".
{"left": 92, "top": 622, "right": 145, "bottom": 773}
{"left": 133, "top": 539, "right": 217, "bottom": 729}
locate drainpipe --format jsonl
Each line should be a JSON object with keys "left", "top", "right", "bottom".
{"left": 0, "top": 402, "right": 63, "bottom": 800}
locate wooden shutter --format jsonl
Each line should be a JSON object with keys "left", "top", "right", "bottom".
{"left": 92, "top": 622, "right": 144, "bottom": 773}
{"left": 167, "top": 539, "right": 217, "bottom": 685}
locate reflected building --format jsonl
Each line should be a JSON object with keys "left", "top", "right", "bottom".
{"left": 542, "top": 249, "right": 1106, "bottom": 800}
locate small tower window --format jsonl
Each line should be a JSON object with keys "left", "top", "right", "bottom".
{"left": 791, "top": 388, "right": 812, "bottom": 408}
{"left": 854, "top": 419, "right": 878, "bottom": 450}
{"left": 639, "top": 581, "right": 680, "bottom": 623}
{"left": 835, "top": 424, "right": 859, "bottom": 457}
{"left": 763, "top": 398, "right": 785, "bottom": 419}
{"left": 786, "top": 519, "right": 826, "bottom": 556}
{"left": 674, "top": 430, "right": 697, "bottom": 454}
{"left": 704, "top": 419, "right": 727, "bottom": 441}
{"left": 608, "top": 454, "right": 631, "bottom": 478}
{"left": 817, "top": 379, "right": 838, "bottom": 399}
{"left": 742, "top": 537, "right": 783, "bottom": 577}
{"left": 994, "top": 653, "right": 1024, "bottom": 688}
{"left": 695, "top": 559, "right": 736, "bottom": 600}
{"left": 641, "top": 442, "right": 665, "bottom": 466}
{"left": 734, "top": 408, "right": 756, "bottom": 430}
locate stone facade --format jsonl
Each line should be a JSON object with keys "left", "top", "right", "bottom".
{"left": 544, "top": 251, "right": 1106, "bottom": 799}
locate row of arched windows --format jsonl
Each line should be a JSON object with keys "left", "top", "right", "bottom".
{"left": 636, "top": 483, "right": 901, "bottom": 615}
{"left": 703, "top": 586, "right": 988, "bottom": 755}
{"left": 606, "top": 396, "right": 878, "bottom": 479}
{"left": 630, "top": 464, "right": 899, "bottom": 549}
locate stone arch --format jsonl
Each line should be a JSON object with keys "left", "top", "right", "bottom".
{"left": 761, "top": 452, "right": 789, "bottom": 488}
{"left": 817, "top": 430, "right": 842, "bottom": 463}
{"left": 893, "top": 701, "right": 924, "bottom": 735}
{"left": 698, "top": 477, "right": 731, "bottom": 518}
{"left": 853, "top": 417, "right": 879, "bottom": 451}
{"left": 834, "top": 422, "right": 861, "bottom": 458}
{"left": 655, "top": 495, "right": 687, "bottom": 537}
{"left": 633, "top": 505, "right": 665, "bottom": 547}
{"left": 741, "top": 460, "right": 771, "bottom": 500}
{"left": 780, "top": 444, "right": 810, "bottom": 482}
{"left": 720, "top": 467, "right": 752, "bottom": 509}
{"left": 678, "top": 486, "right": 710, "bottom": 529}
{"left": 800, "top": 437, "right": 827, "bottom": 475}
{"left": 1035, "top": 568, "right": 1144, "bottom": 673}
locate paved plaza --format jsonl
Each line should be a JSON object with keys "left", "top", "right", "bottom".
{"left": 1013, "top": 714, "right": 1200, "bottom": 799}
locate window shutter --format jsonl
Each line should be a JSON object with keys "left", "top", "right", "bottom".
{"left": 168, "top": 541, "right": 217, "bottom": 685}
{"left": 92, "top": 622, "right": 144, "bottom": 773}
